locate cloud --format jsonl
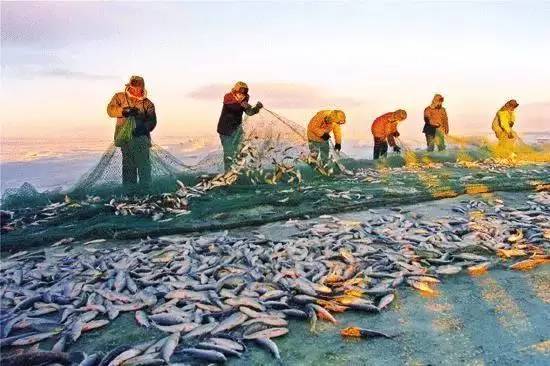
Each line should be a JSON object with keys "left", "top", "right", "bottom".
{"left": 1, "top": 64, "right": 116, "bottom": 81}
{"left": 36, "top": 68, "right": 116, "bottom": 81}
{"left": 188, "top": 82, "right": 362, "bottom": 109}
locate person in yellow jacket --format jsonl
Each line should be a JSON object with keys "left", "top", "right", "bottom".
{"left": 492, "top": 99, "right": 519, "bottom": 146}
{"left": 307, "top": 110, "right": 346, "bottom": 163}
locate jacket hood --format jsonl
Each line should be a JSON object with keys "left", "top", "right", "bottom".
{"left": 430, "top": 94, "right": 444, "bottom": 108}
{"left": 232, "top": 81, "right": 249, "bottom": 94}
{"left": 328, "top": 110, "right": 346, "bottom": 125}
{"left": 125, "top": 86, "right": 147, "bottom": 101}
{"left": 502, "top": 99, "right": 519, "bottom": 110}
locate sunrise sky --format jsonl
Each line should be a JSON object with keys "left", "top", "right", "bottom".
{"left": 1, "top": 1, "right": 549, "bottom": 140}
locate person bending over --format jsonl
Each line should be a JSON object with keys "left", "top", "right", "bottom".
{"left": 371, "top": 109, "right": 407, "bottom": 159}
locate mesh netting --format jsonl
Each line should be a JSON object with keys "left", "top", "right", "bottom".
{"left": 70, "top": 143, "right": 194, "bottom": 193}
{"left": 193, "top": 109, "right": 310, "bottom": 173}
{"left": 1, "top": 109, "right": 354, "bottom": 213}
{"left": 193, "top": 108, "right": 345, "bottom": 173}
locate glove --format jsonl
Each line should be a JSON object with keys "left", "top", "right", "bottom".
{"left": 393, "top": 131, "right": 400, "bottom": 137}
{"left": 256, "top": 101, "right": 263, "bottom": 109}
{"left": 235, "top": 93, "right": 247, "bottom": 103}
{"left": 122, "top": 107, "right": 139, "bottom": 117}
{"left": 334, "top": 143, "right": 341, "bottom": 152}
{"left": 321, "top": 133, "right": 330, "bottom": 141}
{"left": 393, "top": 146, "right": 401, "bottom": 153}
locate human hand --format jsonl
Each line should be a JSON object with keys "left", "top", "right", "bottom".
{"left": 122, "top": 107, "right": 139, "bottom": 117}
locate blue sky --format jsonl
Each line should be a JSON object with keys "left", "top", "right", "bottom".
{"left": 1, "top": 1, "right": 549, "bottom": 139}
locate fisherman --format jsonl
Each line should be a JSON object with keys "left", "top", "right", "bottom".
{"left": 492, "top": 99, "right": 519, "bottom": 147}
{"left": 217, "top": 82, "right": 263, "bottom": 172}
{"left": 371, "top": 109, "right": 407, "bottom": 159}
{"left": 307, "top": 110, "right": 346, "bottom": 163}
{"left": 423, "top": 94, "right": 449, "bottom": 151}
{"left": 107, "top": 75, "right": 157, "bottom": 187}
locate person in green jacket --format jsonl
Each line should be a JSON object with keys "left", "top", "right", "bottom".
{"left": 491, "top": 99, "right": 519, "bottom": 148}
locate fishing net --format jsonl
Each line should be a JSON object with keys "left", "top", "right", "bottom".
{"left": 4, "top": 105, "right": 547, "bottom": 251}
{"left": 1, "top": 108, "right": 337, "bottom": 211}
{"left": 194, "top": 109, "right": 304, "bottom": 173}
{"left": 193, "top": 108, "right": 344, "bottom": 173}
{"left": 68, "top": 108, "right": 337, "bottom": 192}
{"left": 70, "top": 143, "right": 194, "bottom": 194}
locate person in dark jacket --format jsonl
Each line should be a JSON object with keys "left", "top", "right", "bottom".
{"left": 217, "top": 81, "right": 262, "bottom": 172}
{"left": 107, "top": 75, "right": 157, "bottom": 186}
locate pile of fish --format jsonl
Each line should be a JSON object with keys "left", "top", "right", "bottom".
{"left": 0, "top": 196, "right": 99, "bottom": 234}
{"left": 1, "top": 192, "right": 548, "bottom": 365}
{"left": 106, "top": 194, "right": 190, "bottom": 222}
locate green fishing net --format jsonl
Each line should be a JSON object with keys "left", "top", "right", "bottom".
{"left": 1, "top": 109, "right": 548, "bottom": 251}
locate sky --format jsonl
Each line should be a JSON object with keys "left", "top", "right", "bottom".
{"left": 1, "top": 1, "right": 549, "bottom": 142}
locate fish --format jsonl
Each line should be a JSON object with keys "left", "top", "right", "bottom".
{"left": 209, "top": 337, "right": 245, "bottom": 352}
{"left": 152, "top": 322, "right": 198, "bottom": 333}
{"left": 196, "top": 342, "right": 242, "bottom": 357}
{"left": 11, "top": 330, "right": 61, "bottom": 346}
{"left": 225, "top": 297, "right": 265, "bottom": 311}
{"left": 135, "top": 311, "right": 150, "bottom": 328}
{"left": 309, "top": 304, "right": 337, "bottom": 324}
{"left": 409, "top": 281, "right": 435, "bottom": 295}
{"left": 243, "top": 316, "right": 288, "bottom": 327}
{"left": 212, "top": 312, "right": 248, "bottom": 334}
{"left": 148, "top": 313, "right": 187, "bottom": 326}
{"left": 181, "top": 321, "right": 219, "bottom": 340}
{"left": 340, "top": 326, "right": 396, "bottom": 339}
{"left": 243, "top": 327, "right": 289, "bottom": 339}
{"left": 98, "top": 345, "right": 133, "bottom": 366}
{"left": 497, "top": 249, "right": 527, "bottom": 258}
{"left": 467, "top": 262, "right": 491, "bottom": 276}
{"left": 161, "top": 332, "right": 179, "bottom": 363}
{"left": 2, "top": 351, "right": 83, "bottom": 366}
{"left": 82, "top": 319, "right": 109, "bottom": 332}
{"left": 436, "top": 265, "right": 462, "bottom": 275}
{"left": 336, "top": 297, "right": 379, "bottom": 312}
{"left": 107, "top": 341, "right": 153, "bottom": 366}
{"left": 510, "top": 257, "right": 549, "bottom": 271}
{"left": 377, "top": 293, "right": 395, "bottom": 310}
{"left": 255, "top": 337, "right": 281, "bottom": 359}
{"left": 79, "top": 353, "right": 102, "bottom": 366}
{"left": 83, "top": 239, "right": 107, "bottom": 245}
{"left": 175, "top": 348, "right": 227, "bottom": 363}
{"left": 51, "top": 334, "right": 68, "bottom": 352}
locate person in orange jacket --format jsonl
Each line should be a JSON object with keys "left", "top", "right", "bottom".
{"left": 371, "top": 109, "right": 407, "bottom": 159}
{"left": 307, "top": 110, "right": 346, "bottom": 163}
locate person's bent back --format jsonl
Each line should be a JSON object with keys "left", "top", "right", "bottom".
{"left": 307, "top": 110, "right": 346, "bottom": 163}
{"left": 371, "top": 109, "right": 407, "bottom": 160}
